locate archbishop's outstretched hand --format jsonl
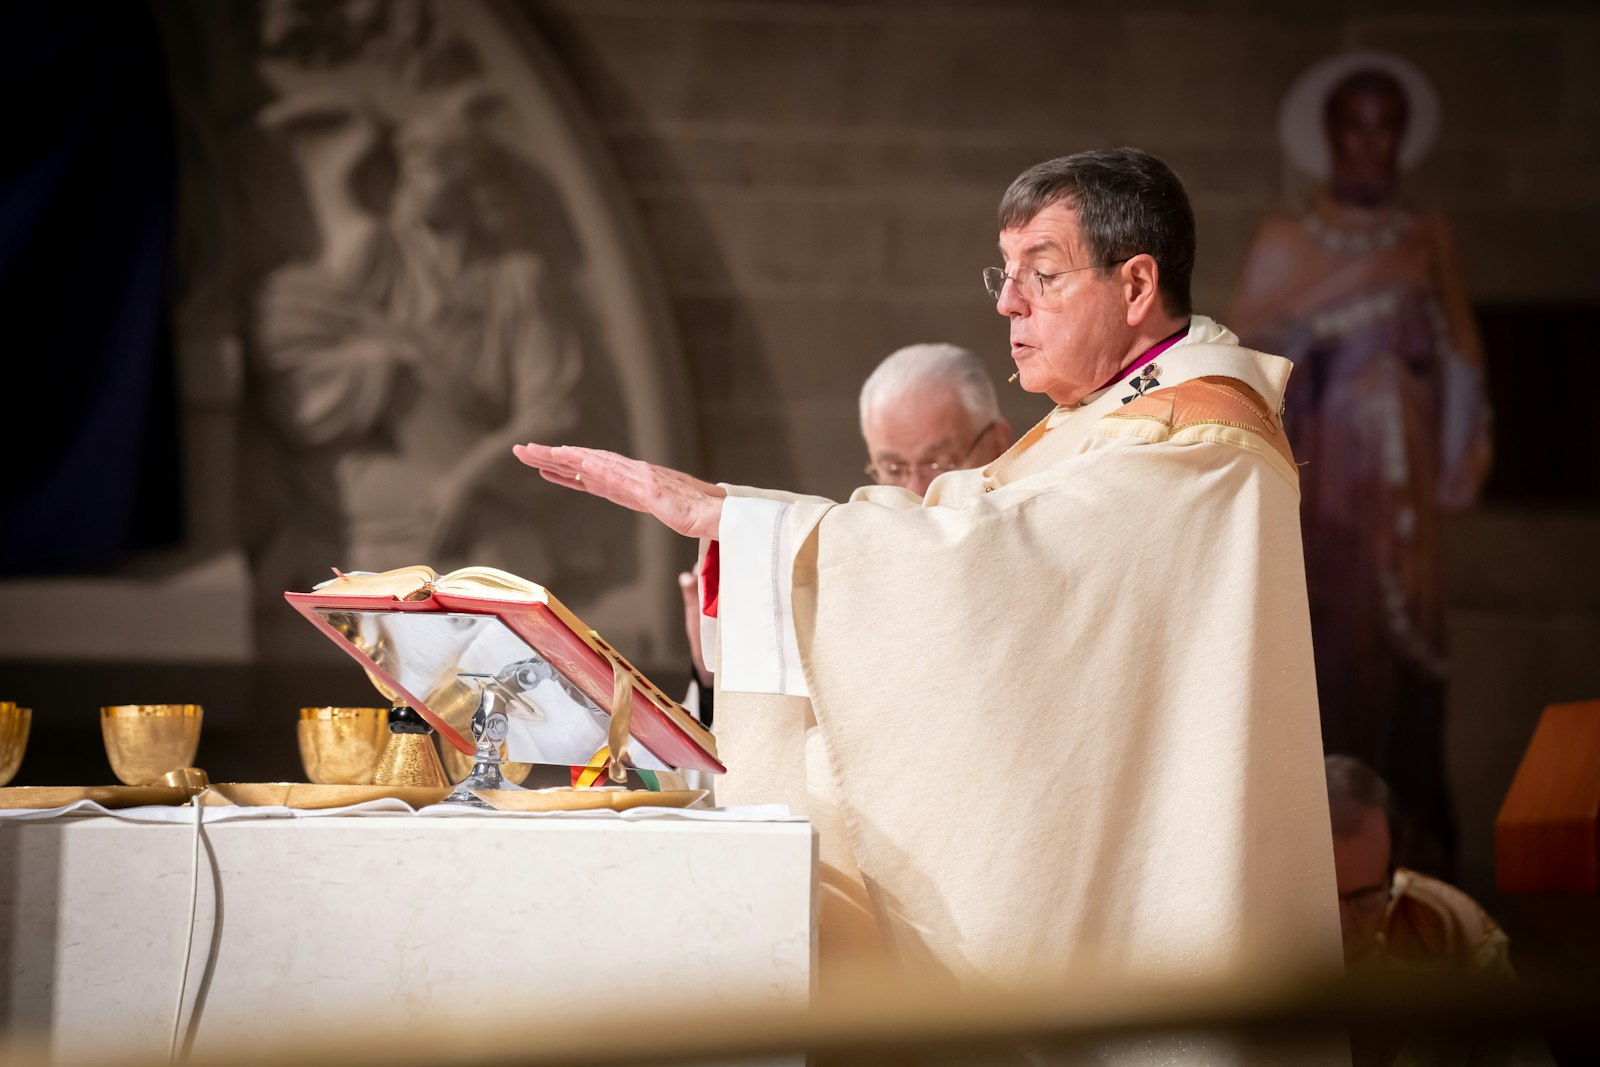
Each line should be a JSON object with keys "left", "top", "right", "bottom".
{"left": 512, "top": 444, "right": 726, "bottom": 540}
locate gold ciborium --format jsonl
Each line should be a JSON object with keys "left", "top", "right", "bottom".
{"left": 101, "top": 705, "right": 202, "bottom": 786}
{"left": 0, "top": 702, "right": 31, "bottom": 786}
{"left": 298, "top": 707, "right": 389, "bottom": 785}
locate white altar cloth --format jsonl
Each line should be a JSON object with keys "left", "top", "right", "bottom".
{"left": 0, "top": 806, "right": 815, "bottom": 1063}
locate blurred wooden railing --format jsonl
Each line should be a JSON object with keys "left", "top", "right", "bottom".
{"left": 3, "top": 962, "right": 1593, "bottom": 1067}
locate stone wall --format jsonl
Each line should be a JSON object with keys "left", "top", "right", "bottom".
{"left": 524, "top": 0, "right": 1600, "bottom": 502}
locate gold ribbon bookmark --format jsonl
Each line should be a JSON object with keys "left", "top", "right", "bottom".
{"left": 592, "top": 637, "right": 634, "bottom": 783}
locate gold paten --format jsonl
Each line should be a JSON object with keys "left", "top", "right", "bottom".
{"left": 0, "top": 703, "right": 31, "bottom": 786}
{"left": 209, "top": 782, "right": 450, "bottom": 808}
{"left": 100, "top": 705, "right": 202, "bottom": 786}
{"left": 473, "top": 787, "right": 707, "bottom": 813}
{"left": 0, "top": 784, "right": 191, "bottom": 809}
{"left": 297, "top": 707, "right": 389, "bottom": 784}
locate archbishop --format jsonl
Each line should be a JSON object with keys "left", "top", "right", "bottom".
{"left": 515, "top": 148, "right": 1342, "bottom": 998}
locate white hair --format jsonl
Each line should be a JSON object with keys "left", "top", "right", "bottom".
{"left": 858, "top": 343, "right": 1001, "bottom": 438}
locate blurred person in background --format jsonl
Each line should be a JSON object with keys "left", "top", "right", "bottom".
{"left": 1326, "top": 754, "right": 1513, "bottom": 977}
{"left": 680, "top": 342, "right": 1011, "bottom": 725}
{"left": 1325, "top": 755, "right": 1551, "bottom": 1067}
{"left": 857, "top": 342, "right": 1013, "bottom": 499}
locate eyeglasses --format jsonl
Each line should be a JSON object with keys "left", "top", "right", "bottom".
{"left": 1337, "top": 876, "right": 1394, "bottom": 916}
{"left": 982, "top": 259, "right": 1130, "bottom": 310}
{"left": 865, "top": 422, "right": 997, "bottom": 486}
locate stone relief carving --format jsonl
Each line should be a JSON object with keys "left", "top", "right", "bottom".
{"left": 158, "top": 0, "right": 692, "bottom": 661}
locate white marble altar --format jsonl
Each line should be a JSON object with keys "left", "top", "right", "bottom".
{"left": 0, "top": 812, "right": 815, "bottom": 1063}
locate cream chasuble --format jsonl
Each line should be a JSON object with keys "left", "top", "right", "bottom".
{"left": 710, "top": 318, "right": 1343, "bottom": 1006}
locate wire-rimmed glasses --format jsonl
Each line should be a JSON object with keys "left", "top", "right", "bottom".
{"left": 865, "top": 421, "right": 998, "bottom": 486}
{"left": 982, "top": 259, "right": 1130, "bottom": 309}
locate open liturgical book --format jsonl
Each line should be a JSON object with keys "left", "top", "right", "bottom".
{"left": 285, "top": 566, "right": 723, "bottom": 783}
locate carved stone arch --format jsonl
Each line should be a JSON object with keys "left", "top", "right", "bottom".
{"left": 160, "top": 0, "right": 695, "bottom": 666}
{"left": 452, "top": 0, "right": 697, "bottom": 662}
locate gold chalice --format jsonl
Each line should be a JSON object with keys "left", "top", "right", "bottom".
{"left": 0, "top": 702, "right": 31, "bottom": 786}
{"left": 298, "top": 707, "right": 389, "bottom": 785}
{"left": 101, "top": 705, "right": 202, "bottom": 786}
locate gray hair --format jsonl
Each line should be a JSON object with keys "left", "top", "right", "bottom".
{"left": 858, "top": 343, "right": 1001, "bottom": 438}
{"left": 998, "top": 148, "right": 1195, "bottom": 316}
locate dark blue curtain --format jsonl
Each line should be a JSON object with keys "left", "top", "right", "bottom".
{"left": 0, "top": 2, "right": 180, "bottom": 573}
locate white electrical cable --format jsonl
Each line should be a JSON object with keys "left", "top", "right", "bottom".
{"left": 170, "top": 795, "right": 205, "bottom": 1062}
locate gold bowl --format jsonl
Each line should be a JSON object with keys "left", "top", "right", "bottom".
{"left": 297, "top": 707, "right": 389, "bottom": 785}
{"left": 101, "top": 704, "right": 202, "bottom": 786}
{"left": 0, "top": 703, "right": 30, "bottom": 787}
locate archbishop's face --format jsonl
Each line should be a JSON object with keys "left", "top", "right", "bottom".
{"left": 995, "top": 203, "right": 1129, "bottom": 407}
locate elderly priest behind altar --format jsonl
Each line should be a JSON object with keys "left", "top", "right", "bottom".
{"left": 515, "top": 149, "right": 1343, "bottom": 1000}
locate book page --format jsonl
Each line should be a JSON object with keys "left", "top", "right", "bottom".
{"left": 311, "top": 565, "right": 439, "bottom": 600}
{"left": 434, "top": 565, "right": 549, "bottom": 603}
